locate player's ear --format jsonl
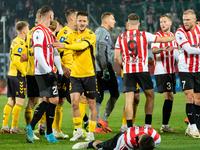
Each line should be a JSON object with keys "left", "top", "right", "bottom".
{"left": 138, "top": 23, "right": 140, "bottom": 27}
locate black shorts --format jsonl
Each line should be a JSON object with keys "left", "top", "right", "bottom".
{"left": 35, "top": 74, "right": 58, "bottom": 98}
{"left": 7, "top": 75, "right": 26, "bottom": 98}
{"left": 57, "top": 76, "right": 70, "bottom": 97}
{"left": 179, "top": 72, "right": 200, "bottom": 92}
{"left": 70, "top": 76, "right": 97, "bottom": 99}
{"left": 96, "top": 132, "right": 123, "bottom": 150}
{"left": 121, "top": 78, "right": 140, "bottom": 93}
{"left": 155, "top": 73, "right": 176, "bottom": 94}
{"left": 123, "top": 72, "right": 153, "bottom": 92}
{"left": 97, "top": 70, "right": 119, "bottom": 93}
{"left": 26, "top": 75, "right": 39, "bottom": 97}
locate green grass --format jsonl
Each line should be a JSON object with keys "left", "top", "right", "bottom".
{"left": 0, "top": 92, "right": 200, "bottom": 150}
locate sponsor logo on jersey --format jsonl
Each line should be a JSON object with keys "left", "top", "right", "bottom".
{"left": 60, "top": 37, "right": 65, "bottom": 42}
{"left": 17, "top": 48, "right": 23, "bottom": 53}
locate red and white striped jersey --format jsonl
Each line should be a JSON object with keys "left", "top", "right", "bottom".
{"left": 151, "top": 30, "right": 178, "bottom": 75}
{"left": 32, "top": 24, "right": 56, "bottom": 75}
{"left": 115, "top": 29, "right": 157, "bottom": 73}
{"left": 124, "top": 126, "right": 161, "bottom": 149}
{"left": 175, "top": 25, "right": 200, "bottom": 73}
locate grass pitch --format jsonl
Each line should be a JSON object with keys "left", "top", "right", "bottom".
{"left": 0, "top": 92, "right": 200, "bottom": 150}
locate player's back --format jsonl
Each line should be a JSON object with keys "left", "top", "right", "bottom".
{"left": 116, "top": 29, "right": 156, "bottom": 73}
{"left": 8, "top": 36, "right": 27, "bottom": 76}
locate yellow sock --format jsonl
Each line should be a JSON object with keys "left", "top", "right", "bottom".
{"left": 11, "top": 104, "right": 23, "bottom": 128}
{"left": 38, "top": 112, "right": 46, "bottom": 125}
{"left": 24, "top": 107, "right": 33, "bottom": 125}
{"left": 79, "top": 101, "right": 87, "bottom": 120}
{"left": 54, "top": 104, "right": 62, "bottom": 132}
{"left": 59, "top": 106, "right": 63, "bottom": 131}
{"left": 73, "top": 117, "right": 82, "bottom": 129}
{"left": 122, "top": 107, "right": 127, "bottom": 125}
{"left": 132, "top": 103, "right": 138, "bottom": 124}
{"left": 3, "top": 103, "right": 13, "bottom": 127}
{"left": 89, "top": 120, "right": 96, "bottom": 132}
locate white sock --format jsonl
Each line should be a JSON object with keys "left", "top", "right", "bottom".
{"left": 77, "top": 127, "right": 82, "bottom": 132}
{"left": 190, "top": 124, "right": 198, "bottom": 132}
{"left": 121, "top": 124, "right": 127, "bottom": 128}
{"left": 145, "top": 124, "right": 151, "bottom": 127}
{"left": 162, "top": 124, "right": 169, "bottom": 128}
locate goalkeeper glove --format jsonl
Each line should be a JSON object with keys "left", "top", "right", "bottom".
{"left": 102, "top": 69, "right": 110, "bottom": 81}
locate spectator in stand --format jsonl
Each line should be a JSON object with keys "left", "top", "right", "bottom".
{"left": 146, "top": 11, "right": 154, "bottom": 33}
{"left": 28, "top": 6, "right": 35, "bottom": 28}
{"left": 15, "top": 0, "right": 24, "bottom": 19}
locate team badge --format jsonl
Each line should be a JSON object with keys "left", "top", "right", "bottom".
{"left": 81, "top": 37, "right": 85, "bottom": 41}
{"left": 20, "top": 41, "right": 24, "bottom": 45}
{"left": 17, "top": 48, "right": 23, "bottom": 53}
{"left": 105, "top": 35, "right": 109, "bottom": 41}
{"left": 179, "top": 36, "right": 182, "bottom": 40}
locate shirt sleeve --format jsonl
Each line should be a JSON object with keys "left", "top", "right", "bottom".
{"left": 151, "top": 36, "right": 160, "bottom": 49}
{"left": 175, "top": 31, "right": 189, "bottom": 47}
{"left": 99, "top": 30, "right": 110, "bottom": 46}
{"left": 115, "top": 36, "right": 121, "bottom": 50}
{"left": 145, "top": 31, "right": 157, "bottom": 43}
{"left": 33, "top": 29, "right": 44, "bottom": 48}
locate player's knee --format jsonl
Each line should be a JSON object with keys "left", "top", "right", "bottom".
{"left": 87, "top": 101, "right": 96, "bottom": 111}
{"left": 71, "top": 100, "right": 79, "bottom": 109}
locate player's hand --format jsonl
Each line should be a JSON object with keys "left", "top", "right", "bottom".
{"left": 47, "top": 71, "right": 57, "bottom": 82}
{"left": 53, "top": 41, "right": 65, "bottom": 49}
{"left": 57, "top": 74, "right": 63, "bottom": 82}
{"left": 20, "top": 54, "right": 28, "bottom": 62}
{"left": 102, "top": 70, "right": 110, "bottom": 81}
{"left": 62, "top": 65, "right": 71, "bottom": 78}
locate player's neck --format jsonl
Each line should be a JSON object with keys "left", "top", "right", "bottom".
{"left": 40, "top": 19, "right": 51, "bottom": 29}
{"left": 78, "top": 29, "right": 87, "bottom": 34}
{"left": 101, "top": 24, "right": 110, "bottom": 31}
{"left": 67, "top": 22, "right": 76, "bottom": 31}
{"left": 18, "top": 33, "right": 25, "bottom": 40}
{"left": 162, "top": 30, "right": 170, "bottom": 35}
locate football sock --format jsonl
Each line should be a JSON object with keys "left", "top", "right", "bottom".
{"left": 162, "top": 99, "right": 173, "bottom": 125}
{"left": 73, "top": 117, "right": 82, "bottom": 129}
{"left": 122, "top": 107, "right": 127, "bottom": 125}
{"left": 59, "top": 106, "right": 63, "bottom": 132}
{"left": 46, "top": 102, "right": 56, "bottom": 135}
{"left": 79, "top": 101, "right": 87, "bottom": 120}
{"left": 89, "top": 120, "right": 96, "bottom": 132}
{"left": 96, "top": 102, "right": 101, "bottom": 126}
{"left": 133, "top": 103, "right": 138, "bottom": 124}
{"left": 2, "top": 103, "right": 13, "bottom": 127}
{"left": 102, "top": 97, "right": 117, "bottom": 122}
{"left": 30, "top": 101, "right": 48, "bottom": 130}
{"left": 145, "top": 114, "right": 152, "bottom": 125}
{"left": 11, "top": 104, "right": 23, "bottom": 128}
{"left": 127, "top": 120, "right": 133, "bottom": 128}
{"left": 186, "top": 103, "right": 195, "bottom": 124}
{"left": 194, "top": 105, "right": 200, "bottom": 121}
{"left": 24, "top": 107, "right": 33, "bottom": 125}
{"left": 52, "top": 103, "right": 62, "bottom": 132}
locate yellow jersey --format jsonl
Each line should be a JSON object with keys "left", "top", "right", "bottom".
{"left": 8, "top": 36, "right": 27, "bottom": 76}
{"left": 65, "top": 28, "right": 96, "bottom": 77}
{"left": 26, "top": 27, "right": 35, "bottom": 75}
{"left": 57, "top": 26, "right": 73, "bottom": 70}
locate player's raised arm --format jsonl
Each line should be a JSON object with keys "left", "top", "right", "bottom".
{"left": 152, "top": 46, "right": 173, "bottom": 54}
{"left": 176, "top": 31, "right": 200, "bottom": 55}
{"left": 156, "top": 35, "right": 175, "bottom": 43}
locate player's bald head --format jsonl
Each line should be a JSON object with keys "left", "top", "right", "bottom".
{"left": 101, "top": 12, "right": 114, "bottom": 22}
{"left": 128, "top": 13, "right": 139, "bottom": 25}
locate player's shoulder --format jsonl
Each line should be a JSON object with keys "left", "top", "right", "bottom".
{"left": 59, "top": 26, "right": 73, "bottom": 35}
{"left": 87, "top": 28, "right": 95, "bottom": 35}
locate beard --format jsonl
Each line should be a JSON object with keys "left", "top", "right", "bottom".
{"left": 78, "top": 26, "right": 87, "bottom": 32}
{"left": 162, "top": 27, "right": 170, "bottom": 33}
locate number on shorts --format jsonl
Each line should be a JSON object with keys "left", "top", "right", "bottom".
{"left": 182, "top": 80, "right": 186, "bottom": 89}
{"left": 52, "top": 86, "right": 58, "bottom": 95}
{"left": 128, "top": 40, "right": 138, "bottom": 57}
{"left": 167, "top": 82, "right": 171, "bottom": 90}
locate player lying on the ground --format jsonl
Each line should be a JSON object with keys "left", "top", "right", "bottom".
{"left": 72, "top": 126, "right": 161, "bottom": 150}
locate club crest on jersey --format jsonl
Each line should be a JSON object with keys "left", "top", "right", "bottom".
{"left": 60, "top": 37, "right": 65, "bottom": 42}
{"left": 20, "top": 41, "right": 24, "bottom": 45}
{"left": 179, "top": 36, "right": 182, "bottom": 40}
{"left": 17, "top": 48, "right": 23, "bottom": 53}
{"left": 105, "top": 35, "right": 109, "bottom": 41}
{"left": 81, "top": 37, "right": 85, "bottom": 41}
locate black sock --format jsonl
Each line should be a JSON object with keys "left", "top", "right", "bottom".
{"left": 162, "top": 99, "right": 173, "bottom": 125}
{"left": 127, "top": 120, "right": 133, "bottom": 128}
{"left": 46, "top": 102, "right": 57, "bottom": 135}
{"left": 145, "top": 114, "right": 152, "bottom": 125}
{"left": 195, "top": 105, "right": 200, "bottom": 121}
{"left": 87, "top": 140, "right": 95, "bottom": 148}
{"left": 83, "top": 114, "right": 89, "bottom": 122}
{"left": 186, "top": 103, "right": 195, "bottom": 124}
{"left": 30, "top": 101, "right": 48, "bottom": 130}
